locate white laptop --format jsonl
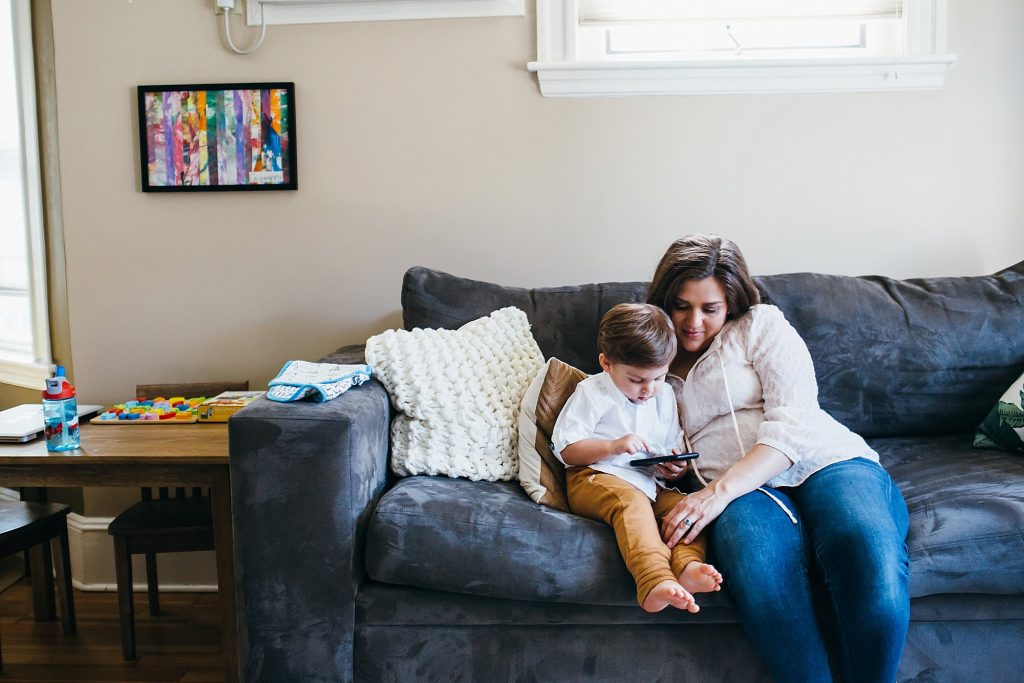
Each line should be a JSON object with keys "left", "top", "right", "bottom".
{"left": 0, "top": 403, "right": 104, "bottom": 443}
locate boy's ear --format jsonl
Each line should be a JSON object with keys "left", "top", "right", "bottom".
{"left": 598, "top": 353, "right": 612, "bottom": 373}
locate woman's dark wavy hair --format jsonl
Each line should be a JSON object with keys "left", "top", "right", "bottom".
{"left": 645, "top": 235, "right": 760, "bottom": 321}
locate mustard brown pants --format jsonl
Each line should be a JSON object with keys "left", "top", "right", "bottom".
{"left": 566, "top": 466, "right": 707, "bottom": 606}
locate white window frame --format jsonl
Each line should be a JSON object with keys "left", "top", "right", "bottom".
{"left": 528, "top": 0, "right": 956, "bottom": 97}
{"left": 1, "top": 0, "right": 51, "bottom": 389}
{"left": 245, "top": 0, "right": 524, "bottom": 26}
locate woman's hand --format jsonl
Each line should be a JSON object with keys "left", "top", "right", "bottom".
{"left": 660, "top": 444, "right": 793, "bottom": 547}
{"left": 661, "top": 484, "right": 729, "bottom": 547}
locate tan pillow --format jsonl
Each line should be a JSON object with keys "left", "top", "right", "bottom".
{"left": 517, "top": 358, "right": 588, "bottom": 512}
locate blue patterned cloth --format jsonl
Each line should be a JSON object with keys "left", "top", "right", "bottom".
{"left": 267, "top": 360, "right": 373, "bottom": 403}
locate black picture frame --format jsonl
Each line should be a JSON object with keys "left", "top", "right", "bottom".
{"left": 137, "top": 82, "right": 297, "bottom": 192}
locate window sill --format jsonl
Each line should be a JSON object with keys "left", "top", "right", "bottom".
{"left": 0, "top": 357, "right": 52, "bottom": 390}
{"left": 527, "top": 54, "right": 958, "bottom": 97}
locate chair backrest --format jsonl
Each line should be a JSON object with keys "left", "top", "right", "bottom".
{"left": 134, "top": 380, "right": 248, "bottom": 401}
{"left": 141, "top": 486, "right": 209, "bottom": 501}
{"left": 134, "top": 380, "right": 248, "bottom": 501}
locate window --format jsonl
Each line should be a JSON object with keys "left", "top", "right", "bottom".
{"left": 529, "top": 0, "right": 956, "bottom": 96}
{"left": 0, "top": 0, "right": 50, "bottom": 388}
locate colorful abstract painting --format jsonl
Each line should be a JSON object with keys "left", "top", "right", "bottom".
{"left": 138, "top": 83, "right": 296, "bottom": 191}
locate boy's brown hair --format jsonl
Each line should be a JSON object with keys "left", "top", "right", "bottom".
{"left": 598, "top": 303, "right": 677, "bottom": 368}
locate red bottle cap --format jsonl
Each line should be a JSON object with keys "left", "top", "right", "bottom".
{"left": 42, "top": 376, "right": 76, "bottom": 400}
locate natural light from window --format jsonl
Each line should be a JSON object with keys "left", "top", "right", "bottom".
{"left": 586, "top": 20, "right": 901, "bottom": 62}
{"left": 0, "top": 0, "right": 50, "bottom": 388}
{"left": 0, "top": 0, "right": 32, "bottom": 361}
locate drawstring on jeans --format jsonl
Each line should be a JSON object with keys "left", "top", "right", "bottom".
{"left": 717, "top": 350, "right": 798, "bottom": 525}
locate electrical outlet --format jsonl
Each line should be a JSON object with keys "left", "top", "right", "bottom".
{"left": 213, "top": 0, "right": 242, "bottom": 15}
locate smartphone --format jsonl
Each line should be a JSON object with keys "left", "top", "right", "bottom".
{"left": 629, "top": 452, "right": 700, "bottom": 467}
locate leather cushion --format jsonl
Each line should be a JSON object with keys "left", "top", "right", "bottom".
{"left": 517, "top": 358, "right": 588, "bottom": 512}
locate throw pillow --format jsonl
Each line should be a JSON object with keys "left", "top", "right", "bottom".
{"left": 517, "top": 358, "right": 588, "bottom": 512}
{"left": 974, "top": 370, "right": 1024, "bottom": 453}
{"left": 366, "top": 307, "right": 544, "bottom": 481}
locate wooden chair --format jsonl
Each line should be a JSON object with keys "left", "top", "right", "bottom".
{"left": 0, "top": 501, "right": 76, "bottom": 673}
{"left": 107, "top": 380, "right": 246, "bottom": 661}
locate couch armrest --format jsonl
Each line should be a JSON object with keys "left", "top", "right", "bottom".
{"left": 229, "top": 374, "right": 390, "bottom": 683}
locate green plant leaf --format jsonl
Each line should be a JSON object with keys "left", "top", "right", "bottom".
{"left": 997, "top": 401, "right": 1024, "bottom": 429}
{"left": 974, "top": 431, "right": 1003, "bottom": 449}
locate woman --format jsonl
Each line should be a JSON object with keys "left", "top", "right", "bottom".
{"left": 647, "top": 235, "right": 910, "bottom": 683}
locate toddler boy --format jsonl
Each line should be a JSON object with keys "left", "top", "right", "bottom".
{"left": 552, "top": 303, "right": 722, "bottom": 612}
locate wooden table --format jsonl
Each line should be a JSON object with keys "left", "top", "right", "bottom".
{"left": 0, "top": 422, "right": 237, "bottom": 683}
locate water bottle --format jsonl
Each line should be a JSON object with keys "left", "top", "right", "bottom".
{"left": 41, "top": 365, "right": 80, "bottom": 451}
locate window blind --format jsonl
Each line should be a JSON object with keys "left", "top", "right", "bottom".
{"left": 578, "top": 1, "right": 903, "bottom": 26}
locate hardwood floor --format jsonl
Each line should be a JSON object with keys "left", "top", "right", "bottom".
{"left": 0, "top": 579, "right": 224, "bottom": 682}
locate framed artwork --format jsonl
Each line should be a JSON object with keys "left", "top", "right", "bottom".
{"left": 137, "top": 82, "right": 297, "bottom": 192}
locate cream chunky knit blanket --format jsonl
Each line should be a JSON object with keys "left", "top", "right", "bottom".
{"left": 365, "top": 307, "right": 544, "bottom": 481}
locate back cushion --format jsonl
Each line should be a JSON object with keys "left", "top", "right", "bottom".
{"left": 402, "top": 267, "right": 646, "bottom": 375}
{"left": 403, "top": 262, "right": 1024, "bottom": 438}
{"left": 757, "top": 263, "right": 1024, "bottom": 438}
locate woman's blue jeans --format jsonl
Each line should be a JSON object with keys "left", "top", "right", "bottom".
{"left": 709, "top": 457, "right": 910, "bottom": 683}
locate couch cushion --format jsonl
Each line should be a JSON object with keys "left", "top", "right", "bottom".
{"left": 872, "top": 433, "right": 1024, "bottom": 598}
{"left": 758, "top": 262, "right": 1024, "bottom": 438}
{"left": 402, "top": 267, "right": 646, "bottom": 375}
{"left": 404, "top": 263, "right": 1024, "bottom": 438}
{"left": 367, "top": 434, "right": 1024, "bottom": 604}
{"left": 365, "top": 475, "right": 734, "bottom": 608}
{"left": 516, "top": 358, "right": 588, "bottom": 512}
{"left": 365, "top": 476, "right": 634, "bottom": 605}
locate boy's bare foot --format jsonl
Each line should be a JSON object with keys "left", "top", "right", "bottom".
{"left": 641, "top": 579, "right": 700, "bottom": 614}
{"left": 679, "top": 561, "right": 723, "bottom": 594}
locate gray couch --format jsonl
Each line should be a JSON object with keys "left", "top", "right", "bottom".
{"left": 230, "top": 263, "right": 1024, "bottom": 682}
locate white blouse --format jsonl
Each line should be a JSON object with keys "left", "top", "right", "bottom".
{"left": 552, "top": 372, "right": 683, "bottom": 501}
{"left": 671, "top": 304, "right": 877, "bottom": 489}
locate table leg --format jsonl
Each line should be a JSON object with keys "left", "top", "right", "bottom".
{"left": 211, "top": 466, "right": 238, "bottom": 683}
{"left": 29, "top": 542, "right": 56, "bottom": 621}
{"left": 22, "top": 487, "right": 56, "bottom": 622}
{"left": 52, "top": 522, "right": 76, "bottom": 634}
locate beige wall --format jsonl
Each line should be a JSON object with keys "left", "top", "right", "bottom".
{"left": 50, "top": 0, "right": 1023, "bottom": 407}
{"left": 0, "top": 383, "right": 39, "bottom": 408}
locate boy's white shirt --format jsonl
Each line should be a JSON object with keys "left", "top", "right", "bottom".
{"left": 552, "top": 372, "right": 682, "bottom": 501}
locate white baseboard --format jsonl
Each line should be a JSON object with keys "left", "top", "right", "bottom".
{"left": 67, "top": 513, "right": 218, "bottom": 592}
{"left": 72, "top": 581, "right": 219, "bottom": 592}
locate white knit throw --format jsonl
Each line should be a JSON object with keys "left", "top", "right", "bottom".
{"left": 365, "top": 307, "right": 544, "bottom": 481}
